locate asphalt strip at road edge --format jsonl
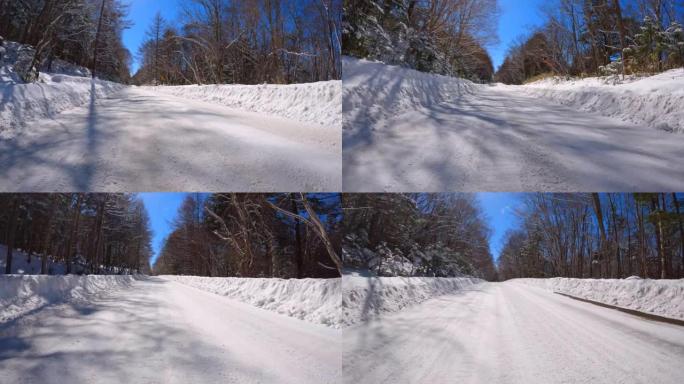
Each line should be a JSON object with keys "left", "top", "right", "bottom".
{"left": 553, "top": 291, "right": 684, "bottom": 327}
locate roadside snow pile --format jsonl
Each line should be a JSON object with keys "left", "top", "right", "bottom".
{"left": 163, "top": 275, "right": 341, "bottom": 327}
{"left": 0, "top": 275, "right": 137, "bottom": 322}
{"left": 143, "top": 80, "right": 341, "bottom": 128}
{"left": 514, "top": 277, "right": 684, "bottom": 320}
{"left": 343, "top": 56, "right": 475, "bottom": 140}
{"left": 514, "top": 69, "right": 684, "bottom": 133}
{"left": 341, "top": 276, "right": 483, "bottom": 326}
{"left": 0, "top": 40, "right": 124, "bottom": 137}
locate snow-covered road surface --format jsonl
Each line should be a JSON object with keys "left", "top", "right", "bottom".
{"left": 343, "top": 281, "right": 684, "bottom": 384}
{"left": 343, "top": 58, "right": 684, "bottom": 192}
{"left": 0, "top": 277, "right": 340, "bottom": 384}
{"left": 0, "top": 86, "right": 341, "bottom": 191}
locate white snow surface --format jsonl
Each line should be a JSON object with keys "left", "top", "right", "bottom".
{"left": 163, "top": 275, "right": 341, "bottom": 327}
{"left": 343, "top": 56, "right": 684, "bottom": 192}
{"left": 343, "top": 281, "right": 684, "bottom": 383}
{"left": 0, "top": 274, "right": 137, "bottom": 322}
{"left": 0, "top": 40, "right": 341, "bottom": 191}
{"left": 0, "top": 40, "right": 123, "bottom": 136}
{"left": 514, "top": 69, "right": 684, "bottom": 133}
{"left": 513, "top": 277, "right": 684, "bottom": 320}
{"left": 0, "top": 276, "right": 340, "bottom": 383}
{"left": 341, "top": 275, "right": 483, "bottom": 326}
{"left": 0, "top": 73, "right": 124, "bottom": 137}
{"left": 144, "top": 80, "right": 342, "bottom": 128}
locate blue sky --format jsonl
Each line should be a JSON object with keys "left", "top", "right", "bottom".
{"left": 123, "top": 0, "right": 181, "bottom": 74}
{"left": 490, "top": 0, "right": 546, "bottom": 70}
{"left": 476, "top": 193, "right": 525, "bottom": 263}
{"left": 138, "top": 192, "right": 187, "bottom": 267}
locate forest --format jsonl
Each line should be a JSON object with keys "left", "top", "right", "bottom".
{"left": 0, "top": 193, "right": 152, "bottom": 275}
{"left": 498, "top": 193, "right": 684, "bottom": 280}
{"left": 0, "top": 0, "right": 132, "bottom": 82}
{"left": 343, "top": 0, "right": 499, "bottom": 82}
{"left": 152, "top": 193, "right": 342, "bottom": 278}
{"left": 342, "top": 193, "right": 497, "bottom": 280}
{"left": 0, "top": 0, "right": 341, "bottom": 85}
{"left": 134, "top": 0, "right": 341, "bottom": 85}
{"left": 496, "top": 0, "right": 684, "bottom": 84}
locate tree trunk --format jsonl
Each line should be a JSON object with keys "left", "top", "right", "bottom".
{"left": 672, "top": 193, "right": 684, "bottom": 277}
{"left": 41, "top": 196, "right": 58, "bottom": 275}
{"left": 592, "top": 193, "right": 607, "bottom": 277}
{"left": 290, "top": 194, "right": 304, "bottom": 278}
{"left": 4, "top": 197, "right": 19, "bottom": 274}
{"left": 651, "top": 195, "right": 666, "bottom": 279}
{"left": 65, "top": 194, "right": 83, "bottom": 274}
{"left": 613, "top": 0, "right": 628, "bottom": 76}
{"left": 92, "top": 0, "right": 107, "bottom": 78}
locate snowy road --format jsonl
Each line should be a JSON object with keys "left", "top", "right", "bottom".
{"left": 343, "top": 85, "right": 684, "bottom": 192}
{"left": 343, "top": 281, "right": 684, "bottom": 384}
{"left": 0, "top": 87, "right": 341, "bottom": 191}
{"left": 0, "top": 277, "right": 340, "bottom": 384}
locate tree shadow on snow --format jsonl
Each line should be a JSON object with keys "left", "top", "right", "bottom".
{"left": 0, "top": 277, "right": 277, "bottom": 384}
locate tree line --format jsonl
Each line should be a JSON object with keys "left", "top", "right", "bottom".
{"left": 343, "top": 0, "right": 499, "bottom": 82}
{"left": 1, "top": 193, "right": 152, "bottom": 275}
{"left": 342, "top": 193, "right": 497, "bottom": 280}
{"left": 152, "top": 193, "right": 342, "bottom": 278}
{"left": 498, "top": 193, "right": 684, "bottom": 280}
{"left": 496, "top": 0, "right": 684, "bottom": 84}
{"left": 0, "top": 0, "right": 131, "bottom": 82}
{"left": 134, "top": 0, "right": 341, "bottom": 85}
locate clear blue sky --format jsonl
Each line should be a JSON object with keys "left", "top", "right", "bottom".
{"left": 490, "top": 0, "right": 546, "bottom": 70}
{"left": 123, "top": 0, "right": 181, "bottom": 74}
{"left": 138, "top": 192, "right": 187, "bottom": 267}
{"left": 476, "top": 193, "right": 525, "bottom": 264}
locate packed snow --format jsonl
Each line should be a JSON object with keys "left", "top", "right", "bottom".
{"left": 342, "top": 56, "right": 684, "bottom": 192}
{"left": 514, "top": 69, "right": 684, "bottom": 133}
{"left": 145, "top": 80, "right": 341, "bottom": 128}
{"left": 341, "top": 275, "right": 483, "bottom": 326}
{"left": 164, "top": 275, "right": 341, "bottom": 327}
{"left": 513, "top": 277, "right": 684, "bottom": 320}
{"left": 0, "top": 276, "right": 340, "bottom": 384}
{"left": 0, "top": 274, "right": 137, "bottom": 322}
{"left": 343, "top": 281, "right": 684, "bottom": 384}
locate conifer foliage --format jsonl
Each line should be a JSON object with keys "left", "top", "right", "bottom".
{"left": 496, "top": 0, "right": 684, "bottom": 84}
{"left": 342, "top": 193, "right": 497, "bottom": 280}
{"left": 343, "top": 0, "right": 499, "bottom": 82}
{"left": 0, "top": 194, "right": 152, "bottom": 275}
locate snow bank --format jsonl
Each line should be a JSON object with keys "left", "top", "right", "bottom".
{"left": 162, "top": 275, "right": 341, "bottom": 327}
{"left": 513, "top": 69, "right": 684, "bottom": 133}
{"left": 341, "top": 276, "right": 483, "bottom": 327}
{"left": 343, "top": 56, "right": 476, "bottom": 140}
{"left": 0, "top": 275, "right": 137, "bottom": 322}
{"left": 0, "top": 73, "right": 125, "bottom": 137}
{"left": 0, "top": 40, "right": 125, "bottom": 137}
{"left": 142, "top": 80, "right": 341, "bottom": 128}
{"left": 514, "top": 277, "right": 684, "bottom": 320}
